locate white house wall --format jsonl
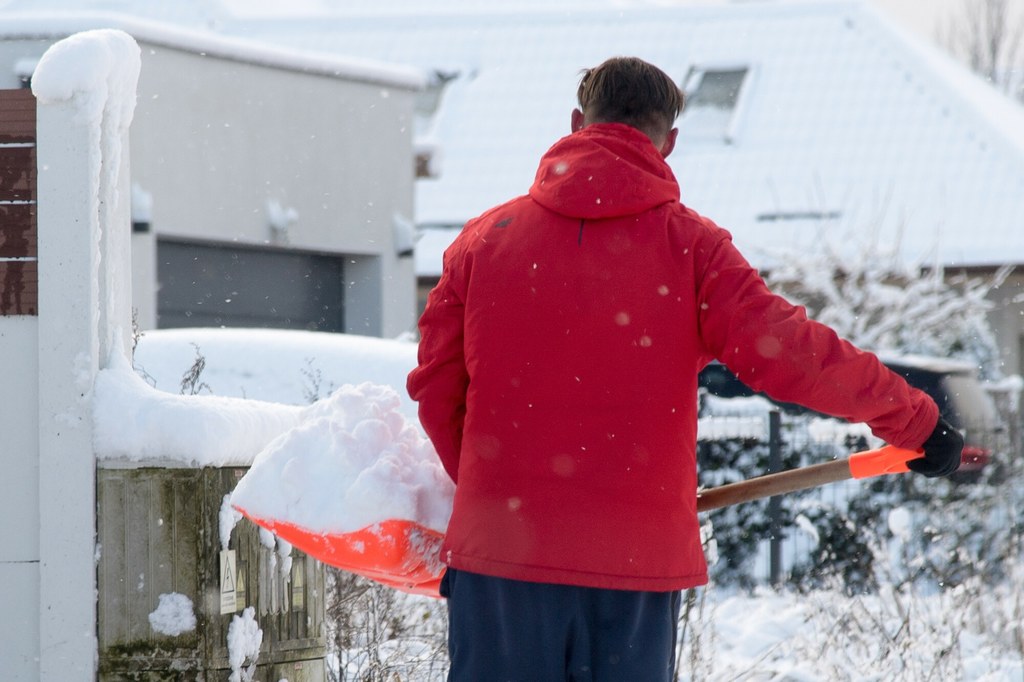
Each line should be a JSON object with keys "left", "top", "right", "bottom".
{"left": 988, "top": 270, "right": 1024, "bottom": 379}
{"left": 128, "top": 42, "right": 417, "bottom": 337}
{"left": 0, "top": 317, "right": 39, "bottom": 676}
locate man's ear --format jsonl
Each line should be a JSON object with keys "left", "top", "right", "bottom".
{"left": 571, "top": 108, "right": 585, "bottom": 133}
{"left": 660, "top": 127, "right": 679, "bottom": 158}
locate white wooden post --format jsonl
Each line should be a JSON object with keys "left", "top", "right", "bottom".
{"left": 32, "top": 30, "right": 139, "bottom": 681}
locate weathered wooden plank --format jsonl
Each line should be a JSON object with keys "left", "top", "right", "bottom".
{"left": 98, "top": 474, "right": 130, "bottom": 646}
{"left": 0, "top": 260, "right": 37, "bottom": 315}
{"left": 166, "top": 475, "right": 200, "bottom": 605}
{"left": 0, "top": 89, "right": 36, "bottom": 143}
{"left": 125, "top": 476, "right": 153, "bottom": 645}
{"left": 0, "top": 203, "right": 37, "bottom": 258}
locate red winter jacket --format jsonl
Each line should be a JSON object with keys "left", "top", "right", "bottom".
{"left": 407, "top": 123, "right": 938, "bottom": 592}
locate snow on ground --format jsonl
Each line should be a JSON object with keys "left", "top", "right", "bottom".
{"left": 131, "top": 327, "right": 419, "bottom": 416}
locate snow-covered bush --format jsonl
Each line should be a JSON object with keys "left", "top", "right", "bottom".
{"left": 326, "top": 569, "right": 447, "bottom": 681}
{"left": 690, "top": 231, "right": 1019, "bottom": 594}
{"left": 698, "top": 437, "right": 781, "bottom": 587}
{"left": 698, "top": 401, "right": 1021, "bottom": 595}
{"left": 761, "top": 234, "right": 1010, "bottom": 380}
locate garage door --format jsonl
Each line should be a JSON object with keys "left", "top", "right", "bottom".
{"left": 157, "top": 240, "right": 345, "bottom": 332}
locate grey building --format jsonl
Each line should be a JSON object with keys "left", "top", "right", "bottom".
{"left": 2, "top": 13, "right": 422, "bottom": 338}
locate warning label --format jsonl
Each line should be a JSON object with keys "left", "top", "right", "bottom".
{"left": 220, "top": 549, "right": 237, "bottom": 615}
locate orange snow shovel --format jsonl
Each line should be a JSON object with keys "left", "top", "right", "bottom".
{"left": 696, "top": 444, "right": 921, "bottom": 512}
{"left": 237, "top": 445, "right": 920, "bottom": 599}
{"left": 235, "top": 511, "right": 446, "bottom": 597}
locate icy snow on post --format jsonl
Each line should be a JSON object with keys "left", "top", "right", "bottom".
{"left": 28, "top": 29, "right": 139, "bottom": 682}
{"left": 33, "top": 29, "right": 139, "bottom": 367}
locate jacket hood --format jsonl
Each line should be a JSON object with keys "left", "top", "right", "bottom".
{"left": 529, "top": 123, "right": 680, "bottom": 220}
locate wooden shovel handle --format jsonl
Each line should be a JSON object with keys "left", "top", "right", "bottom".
{"left": 696, "top": 445, "right": 921, "bottom": 513}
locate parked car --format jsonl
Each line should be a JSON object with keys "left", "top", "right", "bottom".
{"left": 698, "top": 353, "right": 1003, "bottom": 479}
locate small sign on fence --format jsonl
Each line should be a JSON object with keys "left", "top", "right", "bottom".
{"left": 219, "top": 549, "right": 238, "bottom": 615}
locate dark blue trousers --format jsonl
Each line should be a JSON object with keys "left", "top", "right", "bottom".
{"left": 442, "top": 567, "right": 681, "bottom": 681}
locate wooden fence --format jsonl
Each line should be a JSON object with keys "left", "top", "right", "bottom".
{"left": 0, "top": 89, "right": 37, "bottom": 316}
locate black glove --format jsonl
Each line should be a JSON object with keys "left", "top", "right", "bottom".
{"left": 907, "top": 417, "right": 963, "bottom": 478}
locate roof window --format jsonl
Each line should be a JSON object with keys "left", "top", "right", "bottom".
{"left": 679, "top": 65, "right": 751, "bottom": 144}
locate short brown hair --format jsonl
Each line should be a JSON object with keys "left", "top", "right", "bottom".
{"left": 577, "top": 57, "right": 684, "bottom": 139}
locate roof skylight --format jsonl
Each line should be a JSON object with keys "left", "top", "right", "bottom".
{"left": 679, "top": 65, "right": 751, "bottom": 144}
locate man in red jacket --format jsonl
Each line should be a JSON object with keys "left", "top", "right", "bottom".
{"left": 407, "top": 56, "right": 961, "bottom": 680}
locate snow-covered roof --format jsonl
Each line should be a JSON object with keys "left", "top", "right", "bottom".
{"left": 211, "top": 0, "right": 1024, "bottom": 273}
{"left": 8, "top": 0, "right": 1022, "bottom": 271}
{"left": 2, "top": 11, "right": 423, "bottom": 89}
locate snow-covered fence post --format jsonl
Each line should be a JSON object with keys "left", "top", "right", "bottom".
{"left": 31, "top": 29, "right": 139, "bottom": 681}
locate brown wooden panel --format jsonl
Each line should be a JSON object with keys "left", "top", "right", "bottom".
{"left": 0, "top": 203, "right": 37, "bottom": 258}
{"left": 0, "top": 146, "right": 36, "bottom": 202}
{"left": 0, "top": 89, "right": 36, "bottom": 144}
{"left": 0, "top": 260, "right": 37, "bottom": 315}
{"left": 0, "top": 92, "right": 36, "bottom": 318}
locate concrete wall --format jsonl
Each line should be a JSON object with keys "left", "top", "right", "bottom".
{"left": 96, "top": 467, "right": 327, "bottom": 679}
{"left": 942, "top": 266, "right": 1024, "bottom": 379}
{"left": 989, "top": 269, "right": 1024, "bottom": 378}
